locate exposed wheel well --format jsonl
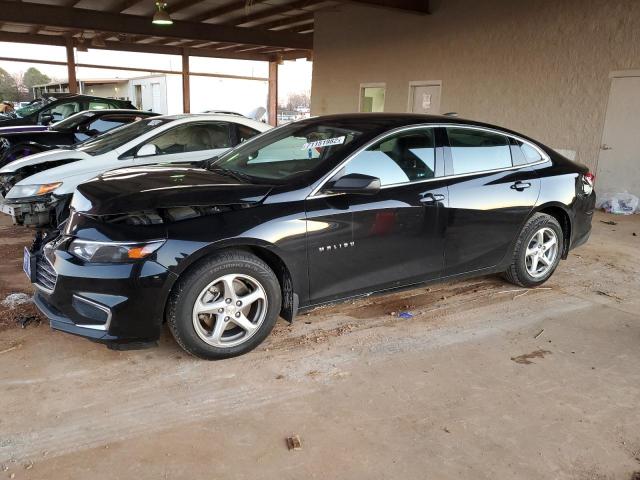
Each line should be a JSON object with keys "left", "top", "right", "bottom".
{"left": 537, "top": 206, "right": 571, "bottom": 259}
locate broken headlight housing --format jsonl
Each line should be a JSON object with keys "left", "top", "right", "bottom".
{"left": 68, "top": 239, "right": 165, "bottom": 263}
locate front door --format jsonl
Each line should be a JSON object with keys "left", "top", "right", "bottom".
{"left": 409, "top": 83, "right": 441, "bottom": 114}
{"left": 306, "top": 127, "right": 448, "bottom": 303}
{"left": 443, "top": 127, "right": 541, "bottom": 276}
{"left": 134, "top": 121, "right": 235, "bottom": 166}
{"left": 597, "top": 74, "right": 640, "bottom": 195}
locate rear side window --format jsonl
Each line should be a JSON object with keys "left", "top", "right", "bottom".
{"left": 339, "top": 128, "right": 435, "bottom": 186}
{"left": 446, "top": 128, "right": 512, "bottom": 175}
{"left": 510, "top": 138, "right": 544, "bottom": 165}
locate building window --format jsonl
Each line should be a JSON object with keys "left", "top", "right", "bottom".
{"left": 360, "top": 84, "right": 385, "bottom": 113}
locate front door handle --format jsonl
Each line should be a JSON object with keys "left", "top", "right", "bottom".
{"left": 420, "top": 193, "right": 446, "bottom": 204}
{"left": 510, "top": 181, "right": 532, "bottom": 191}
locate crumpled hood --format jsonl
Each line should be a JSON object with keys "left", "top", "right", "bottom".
{"left": 0, "top": 148, "right": 89, "bottom": 174}
{"left": 73, "top": 164, "right": 274, "bottom": 215}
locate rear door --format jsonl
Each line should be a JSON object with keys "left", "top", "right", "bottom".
{"left": 443, "top": 126, "right": 541, "bottom": 276}
{"left": 306, "top": 127, "right": 448, "bottom": 303}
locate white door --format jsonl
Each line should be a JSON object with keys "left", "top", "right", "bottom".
{"left": 151, "top": 83, "right": 162, "bottom": 113}
{"left": 597, "top": 75, "right": 640, "bottom": 196}
{"left": 409, "top": 83, "right": 441, "bottom": 114}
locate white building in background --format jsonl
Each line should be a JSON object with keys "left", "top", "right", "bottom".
{"left": 32, "top": 74, "right": 269, "bottom": 118}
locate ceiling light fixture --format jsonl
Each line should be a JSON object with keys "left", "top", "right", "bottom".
{"left": 152, "top": 2, "right": 173, "bottom": 25}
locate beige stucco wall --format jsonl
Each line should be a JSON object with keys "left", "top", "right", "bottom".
{"left": 310, "top": 0, "right": 640, "bottom": 170}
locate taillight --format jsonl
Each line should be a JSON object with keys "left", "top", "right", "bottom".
{"left": 582, "top": 172, "right": 595, "bottom": 195}
{"left": 584, "top": 172, "right": 595, "bottom": 185}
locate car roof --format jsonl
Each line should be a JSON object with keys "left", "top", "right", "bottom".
{"left": 80, "top": 109, "right": 157, "bottom": 115}
{"left": 150, "top": 113, "right": 269, "bottom": 127}
{"left": 293, "top": 113, "right": 541, "bottom": 145}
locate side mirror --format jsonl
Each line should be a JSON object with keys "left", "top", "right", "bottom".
{"left": 136, "top": 143, "right": 158, "bottom": 157}
{"left": 325, "top": 173, "right": 381, "bottom": 195}
{"left": 39, "top": 114, "right": 54, "bottom": 125}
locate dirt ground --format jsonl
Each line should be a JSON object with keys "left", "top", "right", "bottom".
{"left": 0, "top": 212, "right": 639, "bottom": 480}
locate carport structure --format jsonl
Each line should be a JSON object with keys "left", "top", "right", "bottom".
{"left": 0, "top": 0, "right": 430, "bottom": 123}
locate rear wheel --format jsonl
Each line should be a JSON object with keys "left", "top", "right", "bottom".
{"left": 167, "top": 250, "right": 281, "bottom": 360}
{"left": 503, "top": 213, "right": 563, "bottom": 287}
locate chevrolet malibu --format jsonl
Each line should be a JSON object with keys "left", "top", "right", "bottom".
{"left": 26, "top": 114, "right": 596, "bottom": 359}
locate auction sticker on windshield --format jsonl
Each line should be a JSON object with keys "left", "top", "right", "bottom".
{"left": 302, "top": 136, "right": 346, "bottom": 150}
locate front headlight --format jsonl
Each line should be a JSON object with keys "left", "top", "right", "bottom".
{"left": 68, "top": 239, "right": 165, "bottom": 263}
{"left": 9, "top": 182, "right": 62, "bottom": 198}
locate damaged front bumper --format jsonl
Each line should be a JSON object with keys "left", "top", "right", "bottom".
{"left": 1, "top": 193, "right": 66, "bottom": 227}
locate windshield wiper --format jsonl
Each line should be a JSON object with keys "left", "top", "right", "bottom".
{"left": 211, "top": 166, "right": 254, "bottom": 182}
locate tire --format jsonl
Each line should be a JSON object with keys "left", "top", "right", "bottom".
{"left": 167, "top": 250, "right": 281, "bottom": 360}
{"left": 503, "top": 213, "right": 564, "bottom": 288}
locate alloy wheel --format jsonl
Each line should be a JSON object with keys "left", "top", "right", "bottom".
{"left": 525, "top": 227, "right": 558, "bottom": 278}
{"left": 192, "top": 273, "right": 268, "bottom": 348}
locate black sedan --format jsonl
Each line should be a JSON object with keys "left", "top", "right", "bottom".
{"left": 0, "top": 110, "right": 159, "bottom": 166}
{"left": 0, "top": 94, "right": 136, "bottom": 128}
{"left": 26, "top": 114, "right": 596, "bottom": 359}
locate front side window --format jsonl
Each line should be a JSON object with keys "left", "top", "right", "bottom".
{"left": 44, "top": 101, "right": 80, "bottom": 122}
{"left": 335, "top": 129, "right": 436, "bottom": 186}
{"left": 78, "top": 117, "right": 171, "bottom": 156}
{"left": 146, "top": 122, "right": 231, "bottom": 154}
{"left": 447, "top": 128, "right": 512, "bottom": 175}
{"left": 213, "top": 123, "right": 363, "bottom": 183}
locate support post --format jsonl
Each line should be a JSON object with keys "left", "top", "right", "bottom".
{"left": 65, "top": 38, "right": 78, "bottom": 94}
{"left": 182, "top": 49, "right": 190, "bottom": 114}
{"left": 268, "top": 61, "right": 278, "bottom": 126}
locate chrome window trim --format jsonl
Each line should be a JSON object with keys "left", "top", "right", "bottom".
{"left": 73, "top": 294, "right": 112, "bottom": 331}
{"left": 308, "top": 123, "right": 551, "bottom": 199}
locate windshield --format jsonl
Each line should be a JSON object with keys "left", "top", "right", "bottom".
{"left": 212, "top": 122, "right": 363, "bottom": 184}
{"left": 15, "top": 98, "right": 51, "bottom": 118}
{"left": 77, "top": 117, "right": 171, "bottom": 156}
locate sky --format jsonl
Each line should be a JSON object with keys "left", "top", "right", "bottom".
{"left": 0, "top": 42, "right": 312, "bottom": 103}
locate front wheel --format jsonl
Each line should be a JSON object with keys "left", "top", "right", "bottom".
{"left": 503, "top": 213, "right": 563, "bottom": 287}
{"left": 167, "top": 250, "right": 281, "bottom": 360}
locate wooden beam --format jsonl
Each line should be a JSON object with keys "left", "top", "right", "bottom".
{"left": 346, "top": 0, "right": 430, "bottom": 14}
{"left": 181, "top": 48, "right": 190, "bottom": 114}
{"left": 111, "top": 0, "right": 144, "bottom": 13}
{"left": 187, "top": 1, "right": 261, "bottom": 23}
{"left": 0, "top": 56, "right": 268, "bottom": 81}
{"left": 0, "top": 31, "right": 311, "bottom": 61}
{"left": 234, "top": 0, "right": 320, "bottom": 27}
{"left": 258, "top": 13, "right": 314, "bottom": 30}
{"left": 65, "top": 37, "right": 78, "bottom": 94}
{"left": 168, "top": 0, "right": 207, "bottom": 15}
{"left": 268, "top": 61, "right": 278, "bottom": 126}
{"left": 0, "top": 1, "right": 313, "bottom": 49}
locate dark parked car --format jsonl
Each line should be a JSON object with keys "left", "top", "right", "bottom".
{"left": 0, "top": 110, "right": 159, "bottom": 166}
{"left": 26, "top": 114, "right": 596, "bottom": 359}
{"left": 0, "top": 94, "right": 136, "bottom": 128}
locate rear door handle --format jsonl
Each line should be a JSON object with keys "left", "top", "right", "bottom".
{"left": 510, "top": 181, "right": 532, "bottom": 191}
{"left": 420, "top": 193, "right": 446, "bottom": 204}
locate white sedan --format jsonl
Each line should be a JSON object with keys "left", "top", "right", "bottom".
{"left": 0, "top": 113, "right": 271, "bottom": 226}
